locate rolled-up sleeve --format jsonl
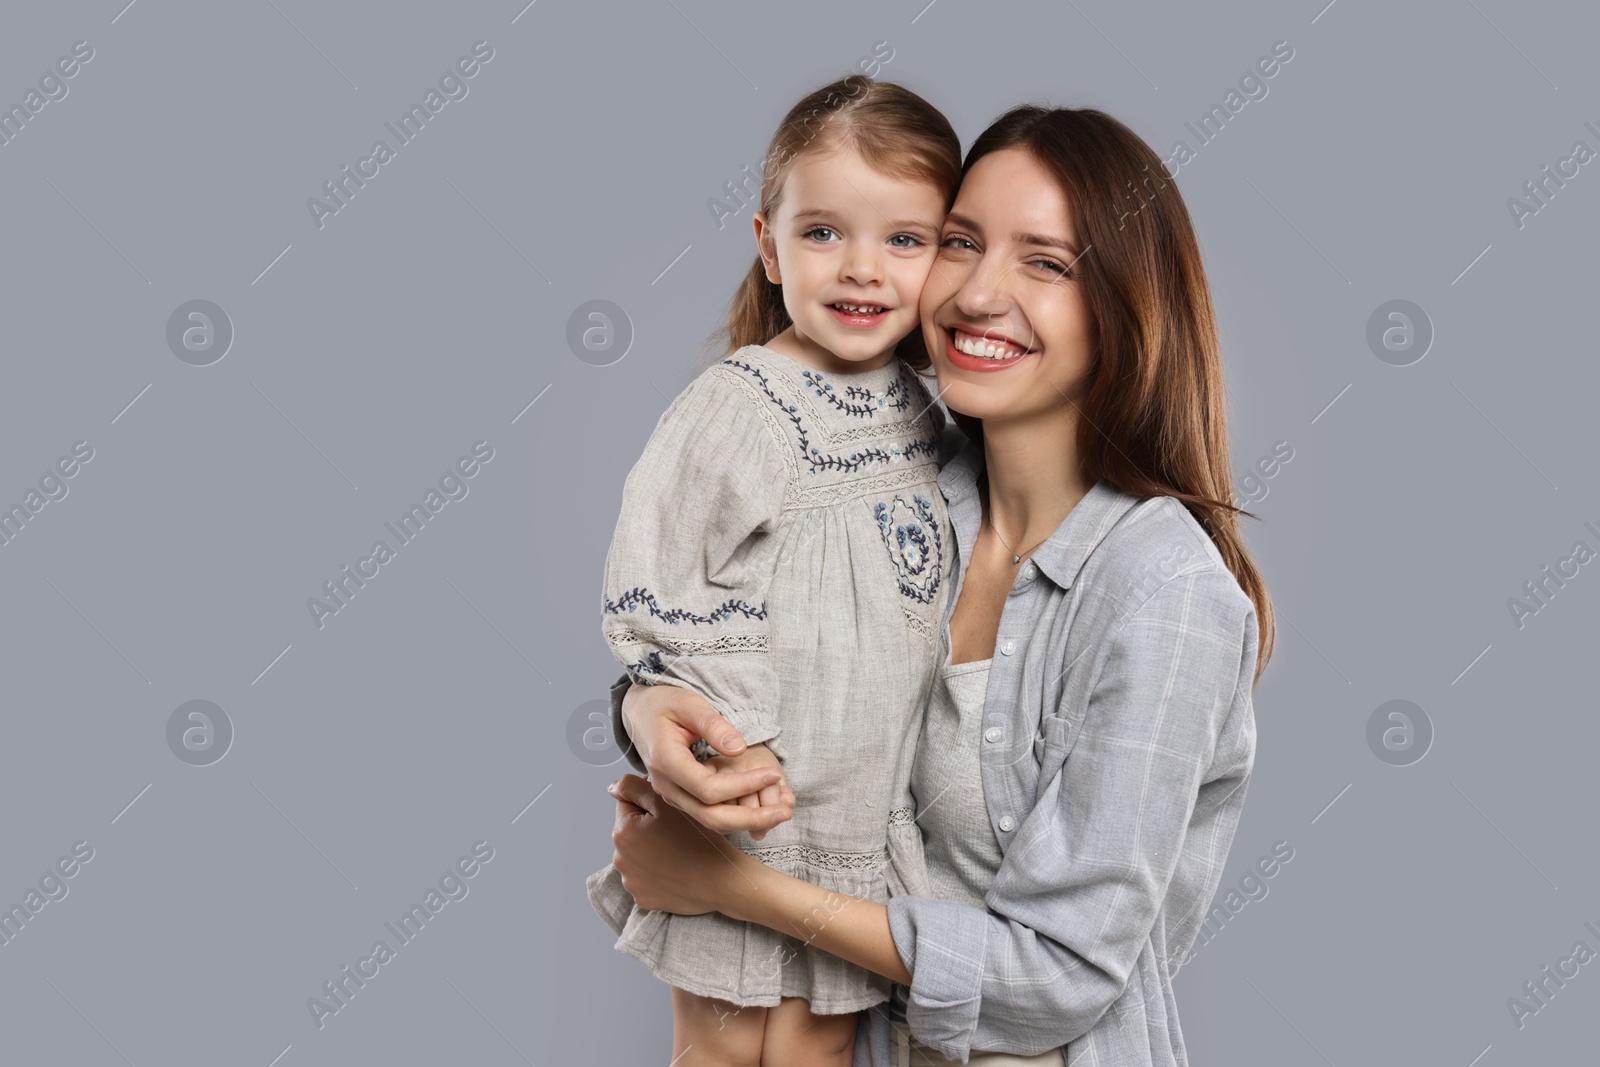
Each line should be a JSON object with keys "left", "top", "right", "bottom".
{"left": 887, "top": 568, "right": 1256, "bottom": 1059}
{"left": 606, "top": 671, "right": 646, "bottom": 775}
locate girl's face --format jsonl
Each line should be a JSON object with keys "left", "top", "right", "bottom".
{"left": 754, "top": 143, "right": 946, "bottom": 374}
{"left": 921, "top": 147, "right": 1095, "bottom": 423}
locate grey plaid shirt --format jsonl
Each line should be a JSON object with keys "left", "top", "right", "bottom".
{"left": 607, "top": 433, "right": 1260, "bottom": 1066}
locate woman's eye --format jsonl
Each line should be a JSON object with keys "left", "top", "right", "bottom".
{"left": 1032, "top": 258, "right": 1071, "bottom": 277}
{"left": 940, "top": 235, "right": 976, "bottom": 252}
{"left": 887, "top": 233, "right": 922, "bottom": 248}
{"left": 803, "top": 226, "right": 838, "bottom": 242}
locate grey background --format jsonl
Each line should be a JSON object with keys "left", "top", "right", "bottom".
{"left": 1, "top": 0, "right": 1594, "bottom": 1064}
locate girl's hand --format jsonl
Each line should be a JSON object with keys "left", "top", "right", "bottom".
{"left": 620, "top": 683, "right": 795, "bottom": 834}
{"left": 704, "top": 742, "right": 790, "bottom": 841}
{"left": 608, "top": 774, "right": 747, "bottom": 915}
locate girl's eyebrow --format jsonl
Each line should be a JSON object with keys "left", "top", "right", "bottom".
{"left": 791, "top": 208, "right": 941, "bottom": 233}
{"left": 943, "top": 211, "right": 1079, "bottom": 256}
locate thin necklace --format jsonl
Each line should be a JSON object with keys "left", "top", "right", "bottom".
{"left": 984, "top": 508, "right": 1050, "bottom": 565}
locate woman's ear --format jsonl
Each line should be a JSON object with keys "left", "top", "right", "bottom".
{"left": 752, "top": 211, "right": 781, "bottom": 284}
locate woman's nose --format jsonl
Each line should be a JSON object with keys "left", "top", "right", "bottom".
{"left": 954, "top": 257, "right": 1011, "bottom": 318}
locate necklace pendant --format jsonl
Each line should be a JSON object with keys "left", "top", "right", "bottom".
{"left": 1012, "top": 554, "right": 1021, "bottom": 564}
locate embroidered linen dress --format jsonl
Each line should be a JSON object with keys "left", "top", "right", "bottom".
{"left": 585, "top": 343, "right": 951, "bottom": 1014}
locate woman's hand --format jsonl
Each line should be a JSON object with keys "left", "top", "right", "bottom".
{"left": 608, "top": 773, "right": 751, "bottom": 915}
{"left": 609, "top": 774, "right": 912, "bottom": 986}
{"left": 620, "top": 682, "right": 795, "bottom": 835}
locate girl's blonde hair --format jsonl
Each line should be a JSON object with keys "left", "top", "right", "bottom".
{"left": 698, "top": 75, "right": 962, "bottom": 372}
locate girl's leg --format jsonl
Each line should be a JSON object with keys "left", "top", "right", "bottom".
{"left": 669, "top": 986, "right": 768, "bottom": 1067}
{"left": 760, "top": 997, "right": 860, "bottom": 1067}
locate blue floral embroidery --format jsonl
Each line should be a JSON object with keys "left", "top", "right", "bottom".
{"left": 603, "top": 587, "right": 767, "bottom": 625}
{"left": 872, "top": 493, "right": 944, "bottom": 605}
{"left": 627, "top": 650, "right": 669, "bottom": 675}
{"left": 800, "top": 368, "right": 911, "bottom": 418}
{"left": 723, "top": 358, "right": 937, "bottom": 476}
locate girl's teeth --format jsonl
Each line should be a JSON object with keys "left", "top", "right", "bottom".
{"left": 953, "top": 334, "right": 1025, "bottom": 360}
{"left": 835, "top": 303, "right": 884, "bottom": 314}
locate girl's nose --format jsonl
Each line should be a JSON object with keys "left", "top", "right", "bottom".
{"left": 840, "top": 244, "right": 883, "bottom": 286}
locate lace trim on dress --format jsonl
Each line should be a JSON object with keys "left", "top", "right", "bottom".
{"left": 901, "top": 608, "right": 933, "bottom": 643}
{"left": 740, "top": 842, "right": 889, "bottom": 872}
{"left": 887, "top": 807, "right": 916, "bottom": 827}
{"left": 785, "top": 462, "right": 940, "bottom": 511}
{"left": 606, "top": 629, "right": 768, "bottom": 656}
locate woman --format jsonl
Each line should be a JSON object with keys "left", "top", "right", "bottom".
{"left": 603, "top": 104, "right": 1275, "bottom": 1066}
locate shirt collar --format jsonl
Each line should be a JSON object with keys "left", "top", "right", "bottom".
{"left": 937, "top": 437, "right": 1145, "bottom": 590}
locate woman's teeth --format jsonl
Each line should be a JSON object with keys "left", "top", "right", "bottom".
{"left": 832, "top": 302, "right": 886, "bottom": 314}
{"left": 952, "top": 333, "right": 1028, "bottom": 360}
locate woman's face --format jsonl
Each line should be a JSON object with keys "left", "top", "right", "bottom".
{"left": 920, "top": 147, "right": 1095, "bottom": 423}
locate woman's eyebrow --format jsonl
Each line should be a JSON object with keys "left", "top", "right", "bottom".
{"left": 943, "top": 211, "right": 983, "bottom": 235}
{"left": 1018, "top": 231, "right": 1080, "bottom": 256}
{"left": 943, "top": 212, "right": 1079, "bottom": 256}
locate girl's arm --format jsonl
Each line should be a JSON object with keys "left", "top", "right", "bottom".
{"left": 598, "top": 368, "right": 794, "bottom": 818}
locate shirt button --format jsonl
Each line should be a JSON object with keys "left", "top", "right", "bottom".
{"left": 1021, "top": 563, "right": 1036, "bottom": 580}
{"left": 999, "top": 639, "right": 1016, "bottom": 656}
{"left": 984, "top": 726, "right": 1003, "bottom": 743}
{"left": 998, "top": 815, "right": 1016, "bottom": 832}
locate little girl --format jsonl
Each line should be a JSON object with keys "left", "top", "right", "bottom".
{"left": 585, "top": 76, "right": 962, "bottom": 1066}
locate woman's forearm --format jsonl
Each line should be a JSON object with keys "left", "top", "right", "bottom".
{"left": 722, "top": 852, "right": 913, "bottom": 986}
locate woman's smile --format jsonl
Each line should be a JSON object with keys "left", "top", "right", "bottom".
{"left": 943, "top": 322, "right": 1034, "bottom": 372}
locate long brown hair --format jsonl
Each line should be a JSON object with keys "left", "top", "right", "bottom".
{"left": 699, "top": 75, "right": 961, "bottom": 372}
{"left": 948, "top": 106, "right": 1275, "bottom": 679}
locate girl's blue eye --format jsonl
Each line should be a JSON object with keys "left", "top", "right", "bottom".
{"left": 804, "top": 226, "right": 838, "bottom": 242}
{"left": 888, "top": 233, "right": 922, "bottom": 248}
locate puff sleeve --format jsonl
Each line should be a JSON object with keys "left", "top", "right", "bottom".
{"left": 600, "top": 366, "right": 792, "bottom": 766}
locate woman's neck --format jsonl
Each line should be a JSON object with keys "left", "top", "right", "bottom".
{"left": 979, "top": 410, "right": 1093, "bottom": 552}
